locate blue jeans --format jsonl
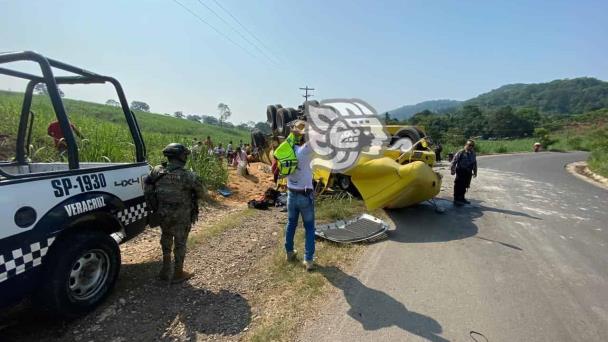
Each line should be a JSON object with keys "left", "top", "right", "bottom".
{"left": 284, "top": 191, "right": 316, "bottom": 261}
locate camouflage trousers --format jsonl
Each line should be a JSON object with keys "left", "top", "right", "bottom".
{"left": 159, "top": 216, "right": 192, "bottom": 267}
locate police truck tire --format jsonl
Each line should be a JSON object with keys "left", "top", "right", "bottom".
{"left": 38, "top": 230, "right": 121, "bottom": 318}
{"left": 266, "top": 105, "right": 278, "bottom": 131}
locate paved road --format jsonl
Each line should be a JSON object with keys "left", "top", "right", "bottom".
{"left": 299, "top": 152, "right": 608, "bottom": 342}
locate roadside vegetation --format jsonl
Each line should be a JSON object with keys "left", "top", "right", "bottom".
{"left": 439, "top": 127, "right": 608, "bottom": 178}
{"left": 249, "top": 198, "right": 384, "bottom": 341}
{"left": 0, "top": 90, "right": 250, "bottom": 187}
{"left": 384, "top": 79, "right": 608, "bottom": 177}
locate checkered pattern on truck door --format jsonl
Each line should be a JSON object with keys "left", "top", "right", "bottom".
{"left": 116, "top": 202, "right": 148, "bottom": 226}
{"left": 0, "top": 237, "right": 56, "bottom": 283}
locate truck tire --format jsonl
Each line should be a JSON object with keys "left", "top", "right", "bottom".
{"left": 281, "top": 108, "right": 300, "bottom": 136}
{"left": 251, "top": 130, "right": 266, "bottom": 149}
{"left": 38, "top": 230, "right": 120, "bottom": 318}
{"left": 413, "top": 128, "right": 428, "bottom": 150}
{"left": 287, "top": 107, "right": 299, "bottom": 121}
{"left": 276, "top": 108, "right": 289, "bottom": 136}
{"left": 266, "top": 105, "right": 278, "bottom": 131}
{"left": 414, "top": 127, "right": 426, "bottom": 138}
{"left": 390, "top": 127, "right": 421, "bottom": 152}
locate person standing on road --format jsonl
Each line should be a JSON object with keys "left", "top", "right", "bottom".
{"left": 283, "top": 120, "right": 316, "bottom": 271}
{"left": 450, "top": 140, "right": 477, "bottom": 205}
{"left": 434, "top": 142, "right": 443, "bottom": 162}
{"left": 147, "top": 143, "right": 206, "bottom": 283}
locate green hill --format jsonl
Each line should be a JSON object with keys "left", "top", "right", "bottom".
{"left": 387, "top": 99, "right": 462, "bottom": 121}
{"left": 388, "top": 77, "right": 608, "bottom": 119}
{"left": 465, "top": 77, "right": 608, "bottom": 114}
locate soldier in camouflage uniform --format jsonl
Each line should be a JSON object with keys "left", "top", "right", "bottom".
{"left": 148, "top": 143, "right": 206, "bottom": 283}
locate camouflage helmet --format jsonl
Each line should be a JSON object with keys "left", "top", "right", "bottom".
{"left": 162, "top": 143, "right": 190, "bottom": 159}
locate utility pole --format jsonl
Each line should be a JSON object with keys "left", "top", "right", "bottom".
{"left": 300, "top": 86, "right": 315, "bottom": 101}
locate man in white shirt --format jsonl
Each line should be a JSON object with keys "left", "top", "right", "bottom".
{"left": 284, "top": 120, "right": 316, "bottom": 271}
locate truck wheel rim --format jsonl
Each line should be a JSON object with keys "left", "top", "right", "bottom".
{"left": 68, "top": 249, "right": 110, "bottom": 301}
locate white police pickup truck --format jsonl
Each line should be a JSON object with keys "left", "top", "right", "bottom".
{"left": 0, "top": 52, "right": 151, "bottom": 317}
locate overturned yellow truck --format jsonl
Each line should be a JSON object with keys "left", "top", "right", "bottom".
{"left": 252, "top": 103, "right": 442, "bottom": 210}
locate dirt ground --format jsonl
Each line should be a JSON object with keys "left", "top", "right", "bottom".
{"left": 225, "top": 162, "right": 276, "bottom": 203}
{"left": 0, "top": 162, "right": 286, "bottom": 342}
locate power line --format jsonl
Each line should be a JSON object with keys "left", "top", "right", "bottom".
{"left": 171, "top": 0, "right": 260, "bottom": 61}
{"left": 210, "top": 0, "right": 280, "bottom": 64}
{"left": 196, "top": 0, "right": 278, "bottom": 65}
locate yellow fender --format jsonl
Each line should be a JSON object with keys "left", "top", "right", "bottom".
{"left": 349, "top": 157, "right": 442, "bottom": 210}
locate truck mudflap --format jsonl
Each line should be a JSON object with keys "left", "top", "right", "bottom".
{"left": 315, "top": 214, "right": 388, "bottom": 243}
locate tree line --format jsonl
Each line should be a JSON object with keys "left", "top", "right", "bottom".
{"left": 387, "top": 104, "right": 565, "bottom": 146}
{"left": 106, "top": 98, "right": 271, "bottom": 133}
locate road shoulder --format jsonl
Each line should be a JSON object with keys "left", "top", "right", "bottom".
{"left": 566, "top": 161, "right": 608, "bottom": 190}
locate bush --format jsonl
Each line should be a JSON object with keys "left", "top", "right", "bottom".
{"left": 534, "top": 128, "right": 558, "bottom": 150}
{"left": 587, "top": 128, "right": 608, "bottom": 177}
{"left": 188, "top": 154, "right": 228, "bottom": 189}
{"left": 566, "top": 136, "right": 587, "bottom": 151}
{"left": 496, "top": 145, "right": 508, "bottom": 153}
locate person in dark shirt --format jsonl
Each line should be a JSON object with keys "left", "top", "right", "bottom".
{"left": 434, "top": 142, "right": 443, "bottom": 162}
{"left": 450, "top": 140, "right": 477, "bottom": 205}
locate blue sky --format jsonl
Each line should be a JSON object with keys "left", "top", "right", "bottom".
{"left": 1, "top": 0, "right": 607, "bottom": 123}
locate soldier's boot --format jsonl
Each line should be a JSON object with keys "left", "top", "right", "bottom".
{"left": 171, "top": 259, "right": 194, "bottom": 284}
{"left": 158, "top": 254, "right": 172, "bottom": 281}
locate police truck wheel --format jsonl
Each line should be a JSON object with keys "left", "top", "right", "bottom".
{"left": 38, "top": 230, "right": 120, "bottom": 318}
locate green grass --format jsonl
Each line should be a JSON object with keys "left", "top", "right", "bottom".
{"left": 187, "top": 208, "right": 256, "bottom": 248}
{"left": 248, "top": 198, "right": 382, "bottom": 341}
{"left": 443, "top": 138, "right": 537, "bottom": 156}
{"left": 315, "top": 197, "right": 369, "bottom": 222}
{"left": 0, "top": 90, "right": 250, "bottom": 187}
{"left": 440, "top": 127, "right": 608, "bottom": 178}
{"left": 556, "top": 127, "right": 608, "bottom": 177}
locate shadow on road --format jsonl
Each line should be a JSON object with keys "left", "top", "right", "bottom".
{"left": 0, "top": 260, "right": 251, "bottom": 342}
{"left": 385, "top": 198, "right": 539, "bottom": 245}
{"left": 318, "top": 265, "right": 449, "bottom": 342}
